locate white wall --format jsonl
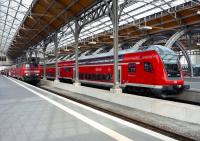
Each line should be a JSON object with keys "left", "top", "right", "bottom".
{"left": 180, "top": 55, "right": 200, "bottom": 66}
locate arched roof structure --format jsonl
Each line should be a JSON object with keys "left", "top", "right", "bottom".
{"left": 0, "top": 0, "right": 200, "bottom": 59}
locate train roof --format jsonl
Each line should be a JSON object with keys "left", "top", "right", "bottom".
{"left": 78, "top": 45, "right": 176, "bottom": 60}
{"left": 47, "top": 45, "right": 177, "bottom": 64}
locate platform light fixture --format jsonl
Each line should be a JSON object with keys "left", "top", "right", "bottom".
{"left": 197, "top": 11, "right": 200, "bottom": 15}
{"left": 22, "top": 25, "right": 26, "bottom": 30}
{"left": 139, "top": 26, "right": 152, "bottom": 30}
{"left": 88, "top": 41, "right": 97, "bottom": 45}
{"left": 110, "top": 35, "right": 114, "bottom": 39}
{"left": 64, "top": 46, "right": 69, "bottom": 51}
{"left": 197, "top": 43, "right": 200, "bottom": 46}
{"left": 139, "top": 17, "right": 152, "bottom": 31}
{"left": 28, "top": 15, "right": 35, "bottom": 21}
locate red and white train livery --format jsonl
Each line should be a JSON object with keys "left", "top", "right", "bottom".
{"left": 43, "top": 45, "right": 189, "bottom": 95}
{"left": 9, "top": 58, "right": 41, "bottom": 83}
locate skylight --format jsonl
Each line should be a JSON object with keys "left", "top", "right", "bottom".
{"left": 45, "top": 0, "right": 193, "bottom": 53}
{"left": 0, "top": 0, "right": 33, "bottom": 53}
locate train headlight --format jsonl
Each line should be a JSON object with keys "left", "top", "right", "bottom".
{"left": 34, "top": 70, "right": 40, "bottom": 73}
{"left": 24, "top": 70, "right": 30, "bottom": 73}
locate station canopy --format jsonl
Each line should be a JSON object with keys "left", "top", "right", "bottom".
{"left": 0, "top": 0, "right": 33, "bottom": 54}
{"left": 0, "top": 0, "right": 200, "bottom": 59}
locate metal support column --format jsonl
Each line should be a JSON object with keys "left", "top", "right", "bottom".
{"left": 54, "top": 31, "right": 59, "bottom": 82}
{"left": 110, "top": 0, "right": 122, "bottom": 94}
{"left": 35, "top": 50, "right": 38, "bottom": 58}
{"left": 73, "top": 20, "right": 81, "bottom": 86}
{"left": 42, "top": 46, "right": 47, "bottom": 80}
{"left": 165, "top": 29, "right": 193, "bottom": 77}
{"left": 188, "top": 34, "right": 194, "bottom": 77}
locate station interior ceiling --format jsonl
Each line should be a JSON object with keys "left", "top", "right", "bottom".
{"left": 0, "top": 0, "right": 200, "bottom": 61}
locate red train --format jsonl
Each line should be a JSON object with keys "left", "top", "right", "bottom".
{"left": 42, "top": 45, "right": 189, "bottom": 95}
{"left": 9, "top": 58, "right": 41, "bottom": 83}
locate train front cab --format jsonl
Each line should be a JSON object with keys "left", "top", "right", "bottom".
{"left": 148, "top": 46, "right": 189, "bottom": 96}
{"left": 123, "top": 45, "right": 189, "bottom": 97}
{"left": 22, "top": 63, "right": 41, "bottom": 83}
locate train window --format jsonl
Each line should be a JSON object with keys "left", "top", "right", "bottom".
{"left": 97, "top": 74, "right": 101, "bottom": 80}
{"left": 128, "top": 63, "right": 136, "bottom": 72}
{"left": 64, "top": 67, "right": 71, "bottom": 72}
{"left": 85, "top": 74, "right": 88, "bottom": 79}
{"left": 144, "top": 62, "right": 153, "bottom": 72}
{"left": 92, "top": 74, "right": 96, "bottom": 80}
{"left": 25, "top": 64, "right": 30, "bottom": 68}
{"left": 82, "top": 74, "right": 85, "bottom": 79}
{"left": 102, "top": 74, "right": 106, "bottom": 81}
{"left": 79, "top": 74, "right": 83, "bottom": 79}
{"left": 88, "top": 74, "right": 92, "bottom": 80}
{"left": 85, "top": 49, "right": 97, "bottom": 56}
{"left": 106, "top": 74, "right": 112, "bottom": 81}
{"left": 97, "top": 46, "right": 112, "bottom": 54}
{"left": 59, "top": 56, "right": 65, "bottom": 60}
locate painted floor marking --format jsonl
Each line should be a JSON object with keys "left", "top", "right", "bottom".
{"left": 7, "top": 77, "right": 133, "bottom": 141}
{"left": 7, "top": 77, "right": 177, "bottom": 141}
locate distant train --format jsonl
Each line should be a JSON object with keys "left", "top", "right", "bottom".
{"left": 41, "top": 45, "right": 189, "bottom": 96}
{"left": 9, "top": 58, "right": 41, "bottom": 83}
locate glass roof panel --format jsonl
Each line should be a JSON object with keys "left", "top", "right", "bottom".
{"left": 46, "top": 0, "right": 194, "bottom": 52}
{"left": 53, "top": 0, "right": 192, "bottom": 50}
{"left": 1, "top": 0, "right": 196, "bottom": 56}
{"left": 0, "top": 0, "right": 33, "bottom": 53}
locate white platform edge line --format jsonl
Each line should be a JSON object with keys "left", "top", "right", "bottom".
{"left": 6, "top": 77, "right": 133, "bottom": 141}
{"left": 6, "top": 76, "right": 177, "bottom": 141}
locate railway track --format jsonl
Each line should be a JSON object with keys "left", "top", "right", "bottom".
{"left": 44, "top": 78, "right": 200, "bottom": 106}
{"left": 155, "top": 91, "right": 200, "bottom": 106}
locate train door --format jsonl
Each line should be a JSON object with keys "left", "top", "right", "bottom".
{"left": 118, "top": 66, "right": 121, "bottom": 85}
{"left": 127, "top": 63, "right": 137, "bottom": 83}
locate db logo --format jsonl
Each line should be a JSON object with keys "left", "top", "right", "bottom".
{"left": 96, "top": 68, "right": 102, "bottom": 71}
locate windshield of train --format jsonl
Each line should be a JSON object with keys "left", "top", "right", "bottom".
{"left": 147, "top": 45, "right": 181, "bottom": 78}
{"left": 25, "top": 63, "right": 38, "bottom": 68}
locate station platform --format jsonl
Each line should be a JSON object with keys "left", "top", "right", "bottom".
{"left": 0, "top": 76, "right": 179, "bottom": 141}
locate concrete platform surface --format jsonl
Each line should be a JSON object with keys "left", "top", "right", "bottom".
{"left": 37, "top": 79, "right": 200, "bottom": 140}
{"left": 39, "top": 79, "right": 200, "bottom": 125}
{"left": 0, "top": 76, "right": 176, "bottom": 141}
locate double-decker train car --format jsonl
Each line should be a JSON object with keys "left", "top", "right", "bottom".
{"left": 9, "top": 58, "right": 41, "bottom": 83}
{"left": 42, "top": 45, "right": 189, "bottom": 96}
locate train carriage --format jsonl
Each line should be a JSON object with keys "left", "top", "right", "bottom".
{"left": 9, "top": 58, "right": 41, "bottom": 83}
{"left": 43, "top": 45, "right": 189, "bottom": 96}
